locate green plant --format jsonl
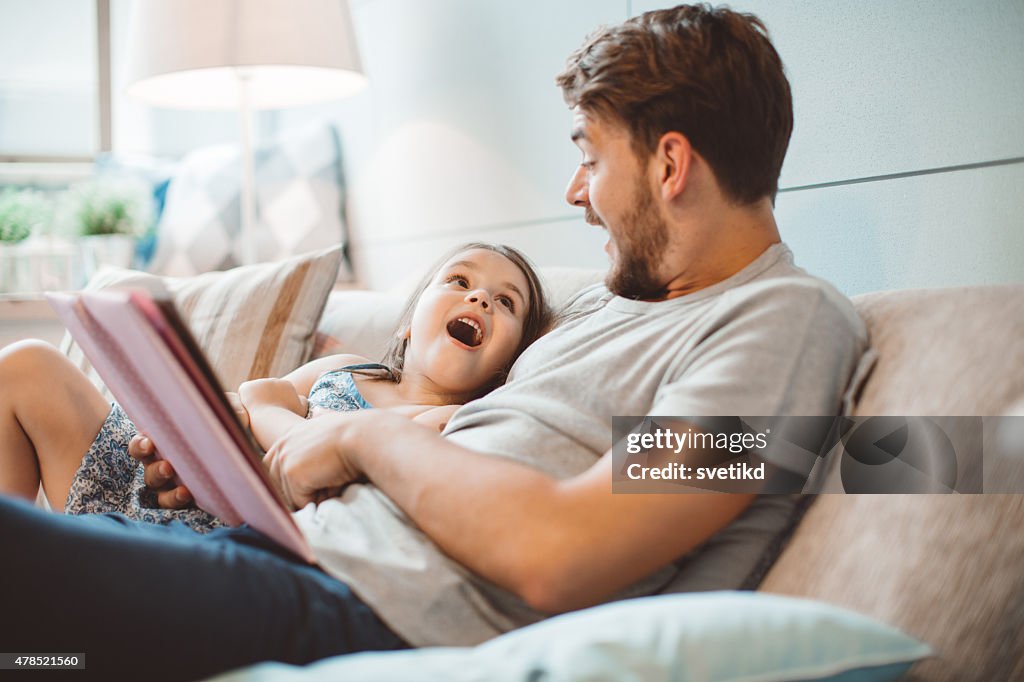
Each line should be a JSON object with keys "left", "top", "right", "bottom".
{"left": 61, "top": 178, "right": 153, "bottom": 238}
{"left": 0, "top": 188, "right": 51, "bottom": 243}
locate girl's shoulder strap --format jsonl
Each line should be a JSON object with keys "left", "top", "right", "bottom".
{"left": 339, "top": 362, "right": 391, "bottom": 372}
{"left": 324, "top": 362, "right": 398, "bottom": 381}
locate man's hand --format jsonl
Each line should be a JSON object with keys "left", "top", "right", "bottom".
{"left": 127, "top": 434, "right": 193, "bottom": 509}
{"left": 263, "top": 411, "right": 369, "bottom": 509}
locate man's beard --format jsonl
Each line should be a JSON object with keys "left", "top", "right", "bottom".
{"left": 604, "top": 179, "right": 670, "bottom": 300}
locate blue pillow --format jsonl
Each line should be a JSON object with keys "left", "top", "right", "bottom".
{"left": 211, "top": 591, "right": 931, "bottom": 682}
{"left": 95, "top": 152, "right": 177, "bottom": 222}
{"left": 94, "top": 152, "right": 178, "bottom": 267}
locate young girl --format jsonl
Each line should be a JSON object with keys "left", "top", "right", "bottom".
{"left": 0, "top": 242, "right": 551, "bottom": 532}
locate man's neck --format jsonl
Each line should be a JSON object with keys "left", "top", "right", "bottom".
{"left": 658, "top": 198, "right": 781, "bottom": 301}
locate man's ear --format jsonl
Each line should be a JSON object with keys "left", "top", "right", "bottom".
{"left": 403, "top": 325, "right": 412, "bottom": 340}
{"left": 655, "top": 132, "right": 693, "bottom": 200}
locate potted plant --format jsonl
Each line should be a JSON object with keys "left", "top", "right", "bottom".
{"left": 60, "top": 177, "right": 153, "bottom": 280}
{"left": 0, "top": 188, "right": 52, "bottom": 293}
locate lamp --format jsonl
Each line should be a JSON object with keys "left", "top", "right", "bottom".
{"left": 123, "top": 0, "right": 366, "bottom": 265}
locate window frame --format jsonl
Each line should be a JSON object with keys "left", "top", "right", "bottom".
{"left": 0, "top": 0, "right": 111, "bottom": 164}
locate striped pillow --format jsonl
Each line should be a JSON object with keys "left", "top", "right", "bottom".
{"left": 61, "top": 246, "right": 342, "bottom": 400}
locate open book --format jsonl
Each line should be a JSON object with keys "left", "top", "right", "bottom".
{"left": 48, "top": 289, "right": 316, "bottom": 564}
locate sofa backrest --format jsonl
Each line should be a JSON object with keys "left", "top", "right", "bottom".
{"left": 761, "top": 284, "right": 1024, "bottom": 681}
{"left": 850, "top": 284, "right": 1024, "bottom": 416}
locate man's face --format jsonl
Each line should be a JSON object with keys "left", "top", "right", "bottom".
{"left": 564, "top": 107, "right": 670, "bottom": 299}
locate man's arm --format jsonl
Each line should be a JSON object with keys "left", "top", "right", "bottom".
{"left": 264, "top": 409, "right": 754, "bottom": 614}
{"left": 409, "top": 403, "right": 462, "bottom": 432}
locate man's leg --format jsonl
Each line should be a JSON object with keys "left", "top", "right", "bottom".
{"left": 0, "top": 497, "right": 406, "bottom": 680}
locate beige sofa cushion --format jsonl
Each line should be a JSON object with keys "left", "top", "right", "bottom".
{"left": 761, "top": 285, "right": 1024, "bottom": 681}
{"left": 63, "top": 246, "right": 342, "bottom": 398}
{"left": 850, "top": 284, "right": 1024, "bottom": 416}
{"left": 760, "top": 494, "right": 1024, "bottom": 681}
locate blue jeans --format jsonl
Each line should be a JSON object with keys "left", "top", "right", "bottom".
{"left": 0, "top": 497, "right": 407, "bottom": 680}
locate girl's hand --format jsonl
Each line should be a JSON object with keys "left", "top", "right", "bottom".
{"left": 263, "top": 411, "right": 367, "bottom": 509}
{"left": 239, "top": 378, "right": 308, "bottom": 417}
{"left": 225, "top": 391, "right": 251, "bottom": 429}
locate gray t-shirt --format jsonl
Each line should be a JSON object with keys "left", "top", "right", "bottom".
{"left": 293, "top": 243, "right": 868, "bottom": 647}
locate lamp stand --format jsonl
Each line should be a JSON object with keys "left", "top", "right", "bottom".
{"left": 237, "top": 69, "right": 259, "bottom": 266}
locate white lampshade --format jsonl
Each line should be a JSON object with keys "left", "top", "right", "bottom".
{"left": 124, "top": 0, "right": 367, "bottom": 110}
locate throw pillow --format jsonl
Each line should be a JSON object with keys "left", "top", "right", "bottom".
{"left": 212, "top": 592, "right": 931, "bottom": 682}
{"left": 61, "top": 246, "right": 342, "bottom": 401}
{"left": 146, "top": 123, "right": 352, "bottom": 281}
{"left": 311, "top": 290, "right": 407, "bottom": 361}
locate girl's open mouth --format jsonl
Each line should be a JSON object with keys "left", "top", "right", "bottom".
{"left": 447, "top": 317, "right": 483, "bottom": 347}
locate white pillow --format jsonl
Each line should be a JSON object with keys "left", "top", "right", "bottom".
{"left": 211, "top": 592, "right": 930, "bottom": 682}
{"left": 63, "top": 246, "right": 342, "bottom": 398}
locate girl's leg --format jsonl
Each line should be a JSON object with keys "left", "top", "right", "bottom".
{"left": 0, "top": 339, "right": 110, "bottom": 509}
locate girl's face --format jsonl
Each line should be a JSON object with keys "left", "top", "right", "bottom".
{"left": 405, "top": 248, "right": 531, "bottom": 399}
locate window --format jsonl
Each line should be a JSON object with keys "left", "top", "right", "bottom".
{"left": 0, "top": 0, "right": 280, "bottom": 175}
{"left": 0, "top": 0, "right": 110, "bottom": 162}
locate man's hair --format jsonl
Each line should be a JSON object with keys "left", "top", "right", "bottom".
{"left": 555, "top": 3, "right": 793, "bottom": 205}
{"left": 378, "top": 242, "right": 553, "bottom": 398}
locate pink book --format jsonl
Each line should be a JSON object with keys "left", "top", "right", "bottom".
{"left": 47, "top": 289, "right": 316, "bottom": 564}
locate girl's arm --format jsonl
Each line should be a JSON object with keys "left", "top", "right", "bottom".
{"left": 240, "top": 354, "right": 373, "bottom": 450}
{"left": 281, "top": 353, "right": 373, "bottom": 398}
{"left": 224, "top": 392, "right": 250, "bottom": 429}
{"left": 238, "top": 378, "right": 309, "bottom": 451}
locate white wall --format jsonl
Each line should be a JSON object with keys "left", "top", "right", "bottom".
{"left": 720, "top": 0, "right": 1024, "bottom": 293}
{"left": 281, "top": 0, "right": 1024, "bottom": 294}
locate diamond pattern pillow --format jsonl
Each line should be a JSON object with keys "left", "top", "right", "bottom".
{"left": 147, "top": 124, "right": 351, "bottom": 281}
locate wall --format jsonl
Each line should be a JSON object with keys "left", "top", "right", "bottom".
{"left": 280, "top": 0, "right": 1024, "bottom": 294}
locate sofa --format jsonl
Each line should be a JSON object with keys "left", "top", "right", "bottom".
{"left": 60, "top": 253, "right": 1024, "bottom": 680}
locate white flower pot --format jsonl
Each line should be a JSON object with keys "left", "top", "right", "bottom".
{"left": 0, "top": 242, "right": 26, "bottom": 293}
{"left": 14, "top": 237, "right": 77, "bottom": 292}
{"left": 79, "top": 234, "right": 136, "bottom": 281}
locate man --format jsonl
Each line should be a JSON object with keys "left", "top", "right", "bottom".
{"left": 0, "top": 5, "right": 866, "bottom": 679}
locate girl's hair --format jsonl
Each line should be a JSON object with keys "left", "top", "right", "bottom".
{"left": 378, "top": 242, "right": 552, "bottom": 397}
